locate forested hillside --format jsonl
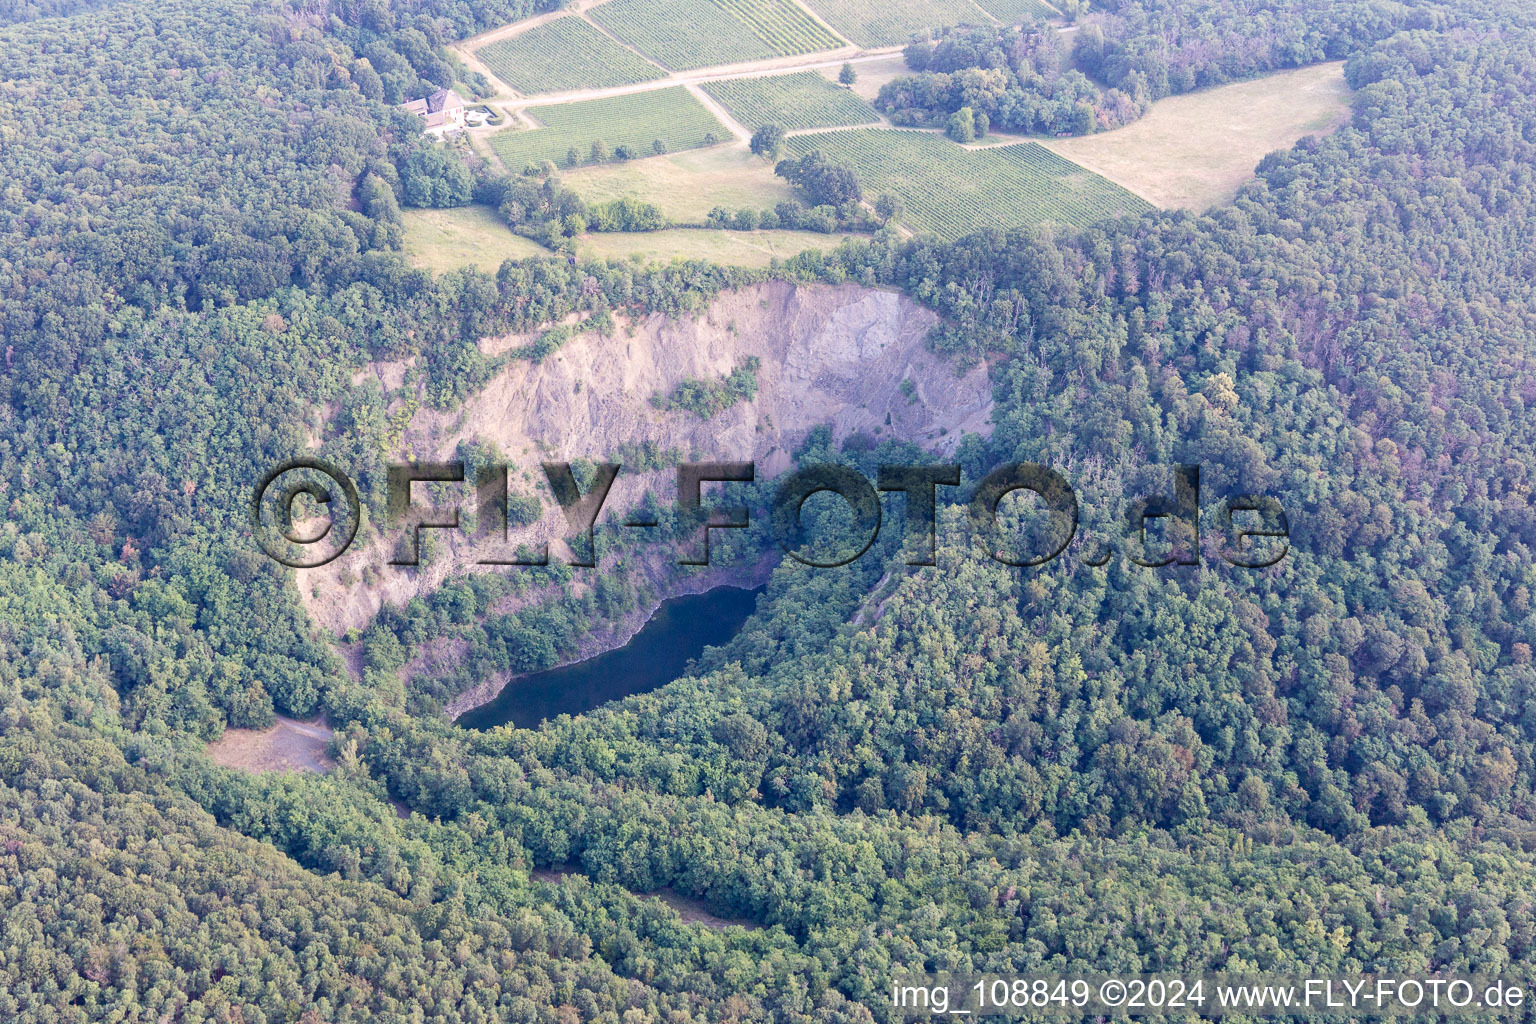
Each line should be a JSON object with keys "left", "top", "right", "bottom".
{"left": 3, "top": 0, "right": 1536, "bottom": 1019}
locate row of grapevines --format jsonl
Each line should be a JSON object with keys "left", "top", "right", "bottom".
{"left": 785, "top": 129, "right": 1149, "bottom": 237}
{"left": 702, "top": 71, "right": 879, "bottom": 132}
{"left": 491, "top": 87, "right": 730, "bottom": 168}
{"left": 476, "top": 17, "right": 664, "bottom": 95}
{"left": 803, "top": 0, "right": 993, "bottom": 47}
{"left": 591, "top": 0, "right": 840, "bottom": 71}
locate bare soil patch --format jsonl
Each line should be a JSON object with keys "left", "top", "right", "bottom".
{"left": 206, "top": 716, "right": 335, "bottom": 774}
{"left": 298, "top": 281, "right": 993, "bottom": 635}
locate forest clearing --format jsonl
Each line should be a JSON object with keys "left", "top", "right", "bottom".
{"left": 1044, "top": 61, "right": 1355, "bottom": 208}
{"left": 206, "top": 717, "right": 336, "bottom": 774}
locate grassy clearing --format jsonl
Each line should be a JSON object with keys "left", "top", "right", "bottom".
{"left": 491, "top": 88, "right": 729, "bottom": 170}
{"left": 1044, "top": 62, "right": 1353, "bottom": 210}
{"left": 590, "top": 0, "right": 841, "bottom": 71}
{"left": 402, "top": 206, "right": 550, "bottom": 274}
{"left": 804, "top": 0, "right": 994, "bottom": 47}
{"left": 822, "top": 54, "right": 912, "bottom": 102}
{"left": 561, "top": 146, "right": 795, "bottom": 223}
{"left": 784, "top": 128, "right": 1150, "bottom": 237}
{"left": 703, "top": 72, "right": 879, "bottom": 132}
{"left": 969, "top": 0, "right": 1057, "bottom": 24}
{"left": 576, "top": 227, "right": 853, "bottom": 267}
{"left": 475, "top": 17, "right": 665, "bottom": 95}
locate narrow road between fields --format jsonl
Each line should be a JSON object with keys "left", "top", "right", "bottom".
{"left": 453, "top": 36, "right": 906, "bottom": 133}
{"left": 684, "top": 82, "right": 753, "bottom": 145}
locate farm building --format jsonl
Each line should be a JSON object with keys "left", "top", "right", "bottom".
{"left": 403, "top": 88, "right": 467, "bottom": 134}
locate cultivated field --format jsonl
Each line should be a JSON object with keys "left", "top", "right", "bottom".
{"left": 703, "top": 71, "right": 880, "bottom": 131}
{"left": 1045, "top": 62, "right": 1354, "bottom": 210}
{"left": 576, "top": 227, "right": 852, "bottom": 266}
{"left": 806, "top": 0, "right": 994, "bottom": 46}
{"left": 491, "top": 88, "right": 729, "bottom": 169}
{"left": 475, "top": 16, "right": 665, "bottom": 94}
{"left": 970, "top": 0, "right": 1058, "bottom": 24}
{"left": 784, "top": 129, "right": 1151, "bottom": 237}
{"left": 562, "top": 146, "right": 796, "bottom": 222}
{"left": 589, "top": 0, "right": 842, "bottom": 71}
{"left": 719, "top": 0, "right": 846, "bottom": 55}
{"left": 403, "top": 206, "right": 550, "bottom": 273}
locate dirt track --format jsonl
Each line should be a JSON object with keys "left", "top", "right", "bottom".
{"left": 684, "top": 82, "right": 752, "bottom": 147}
{"left": 447, "top": 3, "right": 1078, "bottom": 149}
{"left": 450, "top": 15, "right": 905, "bottom": 144}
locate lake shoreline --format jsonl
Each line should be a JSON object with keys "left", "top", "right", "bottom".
{"left": 443, "top": 552, "right": 779, "bottom": 722}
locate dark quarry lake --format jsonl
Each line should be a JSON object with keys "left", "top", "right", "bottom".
{"left": 456, "top": 585, "right": 765, "bottom": 730}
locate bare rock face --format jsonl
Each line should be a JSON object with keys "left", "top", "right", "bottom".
{"left": 298, "top": 281, "right": 992, "bottom": 635}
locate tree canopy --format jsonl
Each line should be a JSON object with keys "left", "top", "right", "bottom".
{"left": 4, "top": 0, "right": 1536, "bottom": 1018}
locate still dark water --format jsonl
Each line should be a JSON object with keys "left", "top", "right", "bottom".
{"left": 456, "top": 585, "right": 765, "bottom": 730}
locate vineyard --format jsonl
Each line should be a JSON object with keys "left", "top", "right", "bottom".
{"left": 716, "top": 0, "right": 846, "bottom": 57}
{"left": 969, "top": 0, "right": 1059, "bottom": 24}
{"left": 783, "top": 130, "right": 1151, "bottom": 237}
{"left": 490, "top": 88, "right": 730, "bottom": 169}
{"left": 803, "top": 0, "right": 994, "bottom": 46}
{"left": 589, "top": 0, "right": 842, "bottom": 71}
{"left": 474, "top": 17, "right": 665, "bottom": 95}
{"left": 702, "top": 71, "right": 880, "bottom": 132}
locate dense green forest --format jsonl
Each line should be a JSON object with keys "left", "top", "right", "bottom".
{"left": 4, "top": 0, "right": 1536, "bottom": 1019}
